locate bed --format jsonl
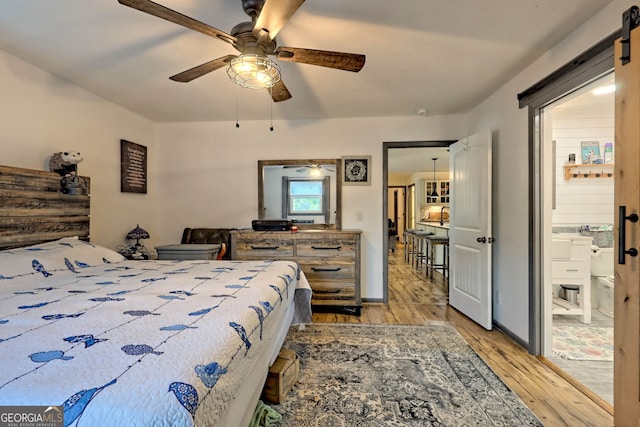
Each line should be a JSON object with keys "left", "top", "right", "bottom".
{"left": 0, "top": 165, "right": 312, "bottom": 426}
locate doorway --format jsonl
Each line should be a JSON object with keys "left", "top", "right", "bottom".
{"left": 539, "top": 73, "right": 615, "bottom": 405}
{"left": 382, "top": 141, "right": 454, "bottom": 303}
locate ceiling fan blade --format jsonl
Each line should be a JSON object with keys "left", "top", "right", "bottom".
{"left": 253, "top": 0, "right": 305, "bottom": 40}
{"left": 269, "top": 79, "right": 292, "bottom": 102}
{"left": 169, "top": 55, "right": 237, "bottom": 82}
{"left": 276, "top": 47, "right": 365, "bottom": 72}
{"left": 118, "top": 0, "right": 237, "bottom": 45}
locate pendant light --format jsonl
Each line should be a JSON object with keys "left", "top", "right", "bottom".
{"left": 430, "top": 158, "right": 439, "bottom": 197}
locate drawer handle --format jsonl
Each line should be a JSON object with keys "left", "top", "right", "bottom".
{"left": 250, "top": 245, "right": 279, "bottom": 250}
{"left": 311, "top": 246, "right": 342, "bottom": 251}
{"left": 314, "top": 289, "right": 341, "bottom": 294}
{"left": 311, "top": 267, "right": 342, "bottom": 272}
{"left": 564, "top": 269, "right": 579, "bottom": 272}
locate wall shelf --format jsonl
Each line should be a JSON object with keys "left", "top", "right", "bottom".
{"left": 564, "top": 164, "right": 614, "bottom": 180}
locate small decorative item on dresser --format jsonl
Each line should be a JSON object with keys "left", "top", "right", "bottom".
{"left": 117, "top": 224, "right": 153, "bottom": 260}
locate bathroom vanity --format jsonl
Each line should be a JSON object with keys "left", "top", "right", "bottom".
{"left": 551, "top": 233, "right": 593, "bottom": 324}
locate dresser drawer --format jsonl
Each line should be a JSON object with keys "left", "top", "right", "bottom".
{"left": 296, "top": 236, "right": 357, "bottom": 258}
{"left": 235, "top": 236, "right": 294, "bottom": 259}
{"left": 552, "top": 260, "right": 586, "bottom": 279}
{"left": 311, "top": 281, "right": 357, "bottom": 300}
{"left": 299, "top": 262, "right": 355, "bottom": 281}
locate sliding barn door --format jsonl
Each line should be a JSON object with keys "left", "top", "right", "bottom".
{"left": 614, "top": 19, "right": 640, "bottom": 425}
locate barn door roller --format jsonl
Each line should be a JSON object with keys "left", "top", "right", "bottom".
{"left": 621, "top": 6, "right": 640, "bottom": 65}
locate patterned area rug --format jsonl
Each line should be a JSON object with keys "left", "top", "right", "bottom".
{"left": 552, "top": 325, "right": 614, "bottom": 361}
{"left": 273, "top": 323, "right": 542, "bottom": 426}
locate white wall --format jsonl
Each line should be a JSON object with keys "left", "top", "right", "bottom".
{"left": 1, "top": 0, "right": 633, "bottom": 344}
{"left": 551, "top": 98, "right": 615, "bottom": 227}
{"left": 0, "top": 48, "right": 157, "bottom": 250}
{"left": 154, "top": 117, "right": 463, "bottom": 300}
{"left": 465, "top": 0, "right": 633, "bottom": 341}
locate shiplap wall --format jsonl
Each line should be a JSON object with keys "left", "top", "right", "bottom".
{"left": 551, "top": 97, "right": 614, "bottom": 227}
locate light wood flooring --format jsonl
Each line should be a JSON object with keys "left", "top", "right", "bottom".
{"left": 549, "top": 310, "right": 613, "bottom": 405}
{"left": 312, "top": 245, "right": 614, "bottom": 427}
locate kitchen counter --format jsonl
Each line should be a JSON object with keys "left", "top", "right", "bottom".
{"left": 418, "top": 221, "right": 449, "bottom": 230}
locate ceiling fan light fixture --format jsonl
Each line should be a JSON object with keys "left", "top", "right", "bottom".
{"left": 226, "top": 54, "right": 281, "bottom": 89}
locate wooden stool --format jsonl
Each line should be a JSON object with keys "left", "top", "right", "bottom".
{"left": 412, "top": 231, "right": 434, "bottom": 270}
{"left": 403, "top": 229, "right": 419, "bottom": 264}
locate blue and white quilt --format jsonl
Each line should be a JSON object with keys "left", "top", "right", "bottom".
{"left": 0, "top": 237, "right": 310, "bottom": 426}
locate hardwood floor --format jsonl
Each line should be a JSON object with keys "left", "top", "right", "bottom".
{"left": 312, "top": 245, "right": 614, "bottom": 426}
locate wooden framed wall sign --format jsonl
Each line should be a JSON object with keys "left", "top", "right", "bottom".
{"left": 342, "top": 156, "right": 371, "bottom": 186}
{"left": 120, "top": 139, "right": 147, "bottom": 194}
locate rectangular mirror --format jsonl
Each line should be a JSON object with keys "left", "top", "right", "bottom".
{"left": 258, "top": 159, "right": 342, "bottom": 230}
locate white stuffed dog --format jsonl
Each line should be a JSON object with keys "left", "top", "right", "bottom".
{"left": 48, "top": 151, "right": 83, "bottom": 176}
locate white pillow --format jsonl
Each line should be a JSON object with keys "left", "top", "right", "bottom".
{"left": 0, "top": 237, "right": 124, "bottom": 280}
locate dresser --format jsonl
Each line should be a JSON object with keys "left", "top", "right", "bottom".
{"left": 231, "top": 229, "right": 362, "bottom": 315}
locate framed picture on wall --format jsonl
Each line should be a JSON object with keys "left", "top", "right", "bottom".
{"left": 580, "top": 141, "right": 601, "bottom": 164}
{"left": 342, "top": 156, "right": 371, "bottom": 186}
{"left": 120, "top": 139, "right": 147, "bottom": 194}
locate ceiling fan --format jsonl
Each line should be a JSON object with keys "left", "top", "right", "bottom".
{"left": 117, "top": 0, "right": 366, "bottom": 102}
{"left": 284, "top": 164, "right": 336, "bottom": 173}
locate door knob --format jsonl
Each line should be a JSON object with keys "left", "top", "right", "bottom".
{"left": 477, "top": 236, "right": 486, "bottom": 243}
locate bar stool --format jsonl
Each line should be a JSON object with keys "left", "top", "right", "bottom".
{"left": 403, "top": 229, "right": 419, "bottom": 264}
{"left": 412, "top": 230, "right": 434, "bottom": 270}
{"left": 425, "top": 235, "right": 449, "bottom": 279}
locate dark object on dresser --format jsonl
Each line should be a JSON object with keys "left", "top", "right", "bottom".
{"left": 252, "top": 219, "right": 293, "bottom": 231}
{"left": 180, "top": 228, "right": 237, "bottom": 260}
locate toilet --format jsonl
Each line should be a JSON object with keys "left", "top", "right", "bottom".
{"left": 591, "top": 245, "right": 614, "bottom": 317}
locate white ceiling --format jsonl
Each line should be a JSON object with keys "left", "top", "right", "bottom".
{"left": 0, "top": 0, "right": 613, "bottom": 123}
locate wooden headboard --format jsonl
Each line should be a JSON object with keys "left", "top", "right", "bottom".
{"left": 0, "top": 165, "right": 90, "bottom": 249}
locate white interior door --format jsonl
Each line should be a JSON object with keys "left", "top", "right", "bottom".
{"left": 449, "top": 129, "right": 493, "bottom": 330}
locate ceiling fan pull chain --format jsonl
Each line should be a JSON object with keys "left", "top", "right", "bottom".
{"left": 235, "top": 84, "right": 240, "bottom": 128}
{"left": 270, "top": 87, "right": 274, "bottom": 131}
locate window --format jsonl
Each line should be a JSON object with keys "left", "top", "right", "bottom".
{"left": 284, "top": 177, "right": 330, "bottom": 219}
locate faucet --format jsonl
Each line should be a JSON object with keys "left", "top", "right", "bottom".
{"left": 440, "top": 206, "right": 449, "bottom": 226}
